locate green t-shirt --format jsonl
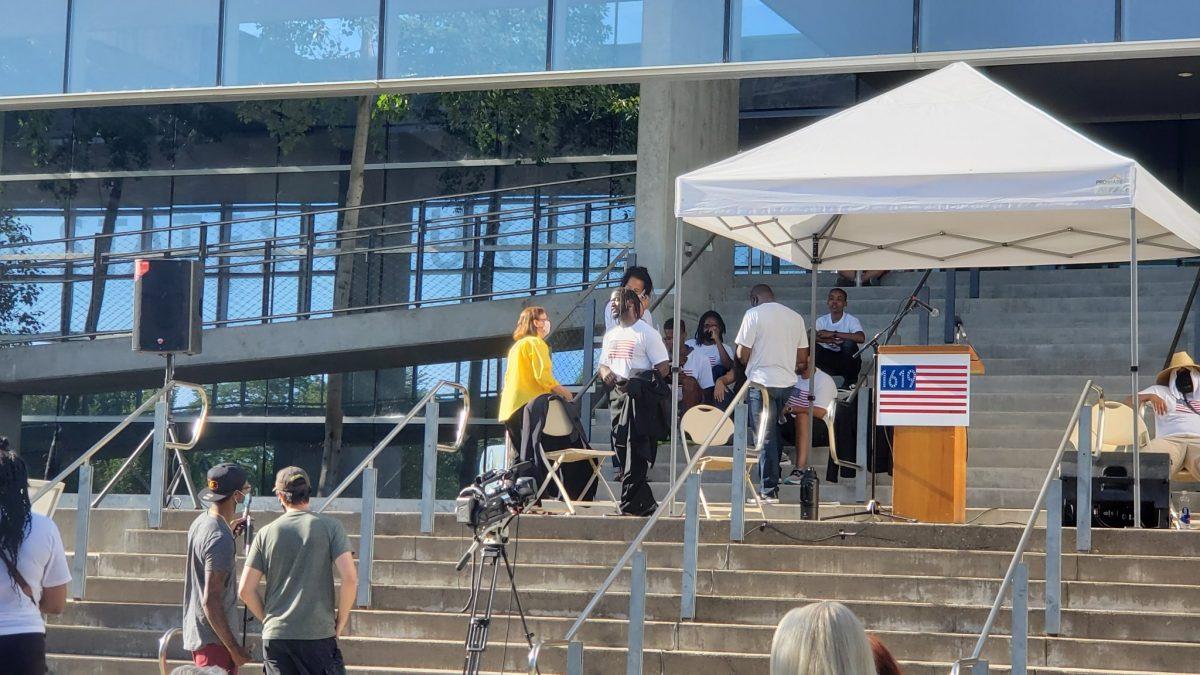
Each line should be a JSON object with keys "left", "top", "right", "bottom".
{"left": 247, "top": 509, "right": 351, "bottom": 641}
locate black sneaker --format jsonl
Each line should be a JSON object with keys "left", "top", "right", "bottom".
{"left": 783, "top": 469, "right": 804, "bottom": 485}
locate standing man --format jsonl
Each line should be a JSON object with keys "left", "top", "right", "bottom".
{"left": 183, "top": 463, "right": 254, "bottom": 673}
{"left": 814, "top": 288, "right": 866, "bottom": 384}
{"left": 735, "top": 284, "right": 809, "bottom": 502}
{"left": 239, "top": 467, "right": 357, "bottom": 675}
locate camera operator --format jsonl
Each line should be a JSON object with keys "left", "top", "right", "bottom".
{"left": 238, "top": 468, "right": 356, "bottom": 675}
{"left": 599, "top": 288, "right": 671, "bottom": 516}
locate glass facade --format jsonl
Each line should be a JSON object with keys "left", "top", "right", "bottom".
{"left": 919, "top": 0, "right": 1116, "bottom": 51}
{"left": 732, "top": 0, "right": 912, "bottom": 61}
{"left": 6, "top": 1, "right": 1195, "bottom": 97}
{"left": 68, "top": 0, "right": 219, "bottom": 93}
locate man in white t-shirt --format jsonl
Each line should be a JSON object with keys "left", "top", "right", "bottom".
{"left": 604, "top": 266, "right": 655, "bottom": 332}
{"left": 780, "top": 368, "right": 838, "bottom": 485}
{"left": 814, "top": 288, "right": 866, "bottom": 384}
{"left": 1132, "top": 352, "right": 1200, "bottom": 480}
{"left": 734, "top": 284, "right": 809, "bottom": 501}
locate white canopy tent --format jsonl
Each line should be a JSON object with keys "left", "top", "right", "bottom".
{"left": 672, "top": 61, "right": 1200, "bottom": 525}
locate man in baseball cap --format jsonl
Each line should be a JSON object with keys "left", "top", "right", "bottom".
{"left": 183, "top": 463, "right": 253, "bottom": 672}
{"left": 240, "top": 467, "right": 356, "bottom": 674}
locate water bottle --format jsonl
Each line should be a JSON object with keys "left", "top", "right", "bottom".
{"left": 799, "top": 467, "right": 820, "bottom": 521}
{"left": 1181, "top": 493, "right": 1192, "bottom": 530}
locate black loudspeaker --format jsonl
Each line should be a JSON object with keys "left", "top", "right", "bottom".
{"left": 132, "top": 259, "right": 202, "bottom": 355}
{"left": 1061, "top": 452, "right": 1170, "bottom": 529}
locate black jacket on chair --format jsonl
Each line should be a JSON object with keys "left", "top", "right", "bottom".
{"left": 611, "top": 370, "right": 672, "bottom": 466}
{"left": 517, "top": 393, "right": 598, "bottom": 501}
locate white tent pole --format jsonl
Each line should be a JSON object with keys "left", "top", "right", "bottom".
{"left": 1130, "top": 208, "right": 1142, "bottom": 528}
{"left": 670, "top": 217, "right": 683, "bottom": 516}
{"left": 808, "top": 235, "right": 819, "bottom": 483}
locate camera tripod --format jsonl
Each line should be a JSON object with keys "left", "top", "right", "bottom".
{"left": 457, "top": 517, "right": 537, "bottom": 675}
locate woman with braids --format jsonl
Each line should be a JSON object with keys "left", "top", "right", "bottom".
{"left": 0, "top": 449, "right": 70, "bottom": 674}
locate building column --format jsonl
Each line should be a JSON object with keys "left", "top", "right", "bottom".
{"left": 634, "top": 78, "right": 739, "bottom": 320}
{"left": 0, "top": 392, "right": 21, "bottom": 453}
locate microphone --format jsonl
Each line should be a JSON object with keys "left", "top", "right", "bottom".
{"left": 954, "top": 315, "right": 967, "bottom": 344}
{"left": 909, "top": 295, "right": 940, "bottom": 317}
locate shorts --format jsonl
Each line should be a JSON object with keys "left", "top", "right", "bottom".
{"left": 192, "top": 643, "right": 235, "bottom": 673}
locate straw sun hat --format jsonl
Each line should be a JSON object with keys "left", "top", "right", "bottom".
{"left": 1156, "top": 351, "right": 1200, "bottom": 386}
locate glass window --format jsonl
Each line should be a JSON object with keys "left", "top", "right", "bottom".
{"left": 1123, "top": 0, "right": 1200, "bottom": 41}
{"left": 385, "top": 0, "right": 548, "bottom": 78}
{"left": 552, "top": 0, "right": 724, "bottom": 70}
{"left": 919, "top": 0, "right": 1116, "bottom": 52}
{"left": 0, "top": 0, "right": 67, "bottom": 96}
{"left": 68, "top": 0, "right": 219, "bottom": 92}
{"left": 732, "top": 0, "right": 912, "bottom": 62}
{"left": 223, "top": 0, "right": 380, "bottom": 85}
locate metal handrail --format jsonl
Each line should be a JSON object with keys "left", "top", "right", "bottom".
{"left": 317, "top": 379, "right": 470, "bottom": 512}
{"left": 545, "top": 247, "right": 630, "bottom": 341}
{"left": 528, "top": 380, "right": 770, "bottom": 673}
{"left": 953, "top": 379, "right": 1101, "bottom": 672}
{"left": 158, "top": 627, "right": 181, "bottom": 675}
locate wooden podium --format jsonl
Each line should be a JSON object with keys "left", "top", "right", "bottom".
{"left": 879, "top": 345, "right": 984, "bottom": 524}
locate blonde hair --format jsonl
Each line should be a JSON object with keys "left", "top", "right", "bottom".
{"left": 770, "top": 601, "right": 875, "bottom": 675}
{"left": 513, "top": 306, "right": 547, "bottom": 342}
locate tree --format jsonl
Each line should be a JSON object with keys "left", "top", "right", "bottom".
{"left": 0, "top": 200, "right": 41, "bottom": 337}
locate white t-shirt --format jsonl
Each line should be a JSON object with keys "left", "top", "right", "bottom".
{"left": 604, "top": 305, "right": 653, "bottom": 332}
{"left": 734, "top": 302, "right": 809, "bottom": 388}
{"left": 815, "top": 312, "right": 864, "bottom": 352}
{"left": 600, "top": 320, "right": 670, "bottom": 380}
{"left": 784, "top": 369, "right": 838, "bottom": 416}
{"left": 680, "top": 345, "right": 714, "bottom": 389}
{"left": 0, "top": 513, "right": 71, "bottom": 636}
{"left": 1141, "top": 372, "right": 1200, "bottom": 439}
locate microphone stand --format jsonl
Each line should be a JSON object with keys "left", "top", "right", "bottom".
{"left": 823, "top": 270, "right": 934, "bottom": 523}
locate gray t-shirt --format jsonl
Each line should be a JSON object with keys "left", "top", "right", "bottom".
{"left": 247, "top": 509, "right": 351, "bottom": 641}
{"left": 182, "top": 512, "right": 238, "bottom": 651}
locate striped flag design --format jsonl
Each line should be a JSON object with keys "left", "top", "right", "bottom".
{"left": 878, "top": 363, "right": 969, "bottom": 415}
{"left": 607, "top": 339, "right": 636, "bottom": 360}
{"left": 1174, "top": 398, "right": 1200, "bottom": 415}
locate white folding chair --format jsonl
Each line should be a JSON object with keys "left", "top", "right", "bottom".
{"left": 533, "top": 398, "right": 621, "bottom": 515}
{"left": 681, "top": 404, "right": 763, "bottom": 518}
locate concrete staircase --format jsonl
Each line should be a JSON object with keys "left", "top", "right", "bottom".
{"left": 45, "top": 508, "right": 1200, "bottom": 674}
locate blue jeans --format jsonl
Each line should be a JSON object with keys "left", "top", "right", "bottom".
{"left": 749, "top": 385, "right": 793, "bottom": 494}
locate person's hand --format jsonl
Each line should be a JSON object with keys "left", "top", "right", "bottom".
{"left": 336, "top": 613, "right": 350, "bottom": 638}
{"left": 231, "top": 516, "right": 250, "bottom": 538}
{"left": 602, "top": 371, "right": 618, "bottom": 387}
{"left": 232, "top": 645, "right": 254, "bottom": 668}
{"left": 562, "top": 390, "right": 575, "bottom": 402}
{"left": 713, "top": 380, "right": 727, "bottom": 403}
{"left": 1142, "top": 393, "right": 1169, "bottom": 415}
{"left": 708, "top": 327, "right": 721, "bottom": 342}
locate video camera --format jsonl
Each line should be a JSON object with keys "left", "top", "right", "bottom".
{"left": 455, "top": 463, "right": 537, "bottom": 534}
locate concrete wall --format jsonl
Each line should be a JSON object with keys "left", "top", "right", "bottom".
{"left": 635, "top": 78, "right": 740, "bottom": 323}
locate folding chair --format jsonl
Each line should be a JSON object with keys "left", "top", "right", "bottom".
{"left": 533, "top": 398, "right": 621, "bottom": 515}
{"left": 681, "top": 404, "right": 763, "bottom": 518}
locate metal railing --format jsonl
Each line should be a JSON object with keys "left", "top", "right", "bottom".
{"left": 952, "top": 380, "right": 1102, "bottom": 674}
{"left": 31, "top": 378, "right": 210, "bottom": 599}
{"left": 528, "top": 380, "right": 769, "bottom": 674}
{"left": 317, "top": 379, "right": 470, "bottom": 606}
{"left": 1, "top": 173, "right": 634, "bottom": 343}
{"left": 158, "top": 627, "right": 181, "bottom": 675}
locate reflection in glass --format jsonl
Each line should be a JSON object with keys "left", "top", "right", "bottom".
{"left": 223, "top": 0, "right": 380, "bottom": 85}
{"left": 385, "top": 0, "right": 547, "bottom": 78}
{"left": 69, "top": 0, "right": 219, "bottom": 92}
{"left": 732, "top": 0, "right": 912, "bottom": 61}
{"left": 552, "top": 0, "right": 724, "bottom": 70}
{"left": 920, "top": 0, "right": 1116, "bottom": 52}
{"left": 1123, "top": 0, "right": 1200, "bottom": 41}
{"left": 0, "top": 0, "right": 67, "bottom": 96}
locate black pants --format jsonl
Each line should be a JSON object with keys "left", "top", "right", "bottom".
{"left": 816, "top": 346, "right": 861, "bottom": 385}
{"left": 0, "top": 633, "right": 47, "bottom": 675}
{"left": 612, "top": 404, "right": 657, "bottom": 516}
{"left": 263, "top": 637, "right": 345, "bottom": 675}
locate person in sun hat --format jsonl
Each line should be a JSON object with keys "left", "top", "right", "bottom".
{"left": 183, "top": 463, "right": 254, "bottom": 673}
{"left": 1130, "top": 351, "right": 1200, "bottom": 480}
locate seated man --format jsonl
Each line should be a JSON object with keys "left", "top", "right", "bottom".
{"left": 1132, "top": 351, "right": 1200, "bottom": 480}
{"left": 663, "top": 318, "right": 705, "bottom": 413}
{"left": 779, "top": 368, "right": 838, "bottom": 485}
{"left": 814, "top": 289, "right": 866, "bottom": 385}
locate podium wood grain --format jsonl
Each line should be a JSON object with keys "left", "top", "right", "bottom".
{"left": 892, "top": 425, "right": 968, "bottom": 523}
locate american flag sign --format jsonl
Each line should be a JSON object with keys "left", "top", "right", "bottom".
{"left": 876, "top": 352, "right": 971, "bottom": 427}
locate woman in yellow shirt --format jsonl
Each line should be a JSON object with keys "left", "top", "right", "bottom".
{"left": 498, "top": 306, "right": 574, "bottom": 457}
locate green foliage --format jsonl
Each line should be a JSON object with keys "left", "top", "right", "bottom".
{"left": 0, "top": 197, "right": 41, "bottom": 335}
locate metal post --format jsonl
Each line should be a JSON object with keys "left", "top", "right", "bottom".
{"left": 1045, "top": 479, "right": 1062, "bottom": 635}
{"left": 420, "top": 398, "right": 439, "bottom": 534}
{"left": 580, "top": 297, "right": 597, "bottom": 437}
{"left": 567, "top": 640, "right": 584, "bottom": 675}
{"left": 1076, "top": 402, "right": 1092, "bottom": 551}
{"left": 1194, "top": 298, "right": 1200, "bottom": 362}
{"left": 944, "top": 268, "right": 957, "bottom": 344}
{"left": 70, "top": 463, "right": 93, "bottom": 599}
{"left": 1130, "top": 208, "right": 1142, "bottom": 528}
{"left": 730, "top": 403, "right": 748, "bottom": 542}
{"left": 357, "top": 466, "right": 377, "bottom": 607}
{"left": 807, "top": 238, "right": 819, "bottom": 481}
{"left": 670, "top": 219, "right": 684, "bottom": 516}
{"left": 681, "top": 472, "right": 700, "bottom": 620}
{"left": 855, "top": 380, "right": 869, "bottom": 503}
{"left": 972, "top": 661, "right": 990, "bottom": 675}
{"left": 1011, "top": 562, "right": 1028, "bottom": 675}
{"left": 626, "top": 547, "right": 647, "bottom": 675}
{"left": 969, "top": 268, "right": 981, "bottom": 299}
{"left": 149, "top": 397, "right": 169, "bottom": 530}
{"left": 918, "top": 285, "right": 930, "bottom": 345}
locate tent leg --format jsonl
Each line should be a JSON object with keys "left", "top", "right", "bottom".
{"left": 1130, "top": 208, "right": 1142, "bottom": 528}
{"left": 670, "top": 218, "right": 683, "bottom": 516}
{"left": 808, "top": 236, "right": 819, "bottom": 479}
